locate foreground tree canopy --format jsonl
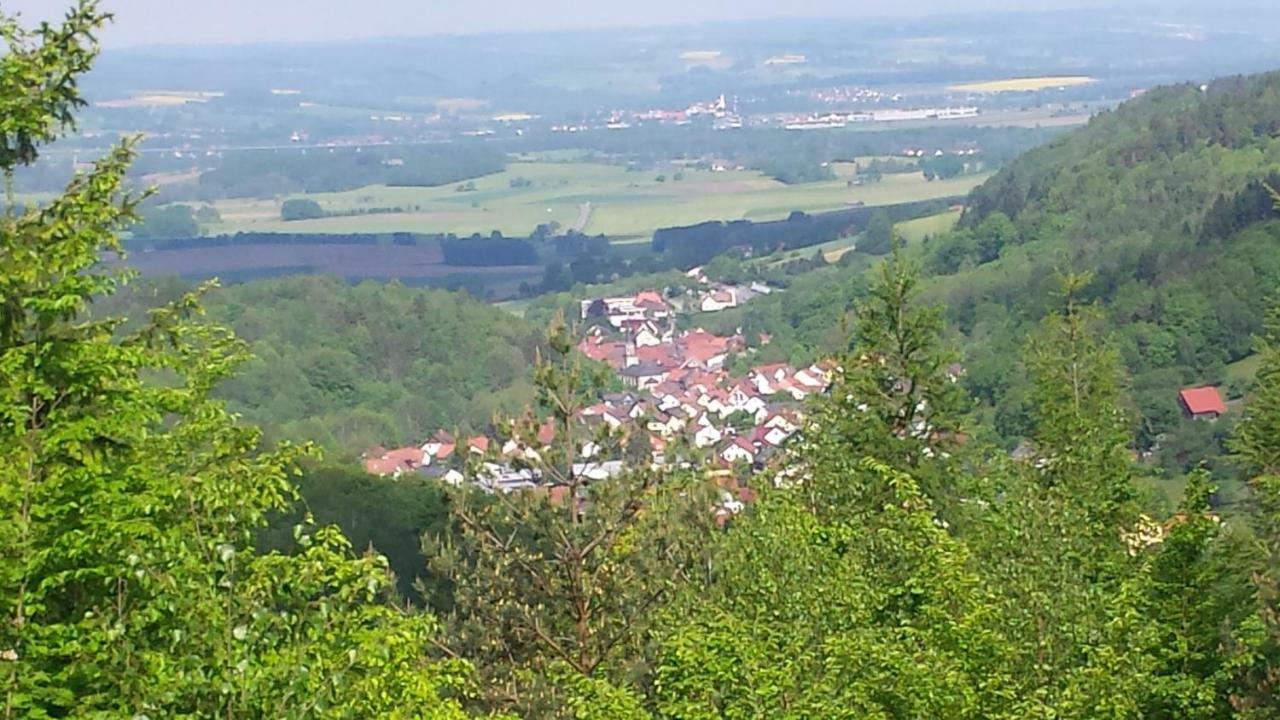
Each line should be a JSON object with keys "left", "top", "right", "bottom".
{"left": 0, "top": 4, "right": 476, "bottom": 717}
{"left": 4, "top": 3, "right": 1280, "bottom": 719}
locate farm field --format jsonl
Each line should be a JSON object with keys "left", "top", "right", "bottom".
{"left": 950, "top": 76, "right": 1095, "bottom": 93}
{"left": 896, "top": 207, "right": 963, "bottom": 243}
{"left": 762, "top": 207, "right": 963, "bottom": 265}
{"left": 203, "top": 161, "right": 988, "bottom": 242}
{"left": 96, "top": 90, "right": 225, "bottom": 108}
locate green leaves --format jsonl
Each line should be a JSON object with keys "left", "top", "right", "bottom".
{"left": 0, "top": 5, "right": 478, "bottom": 716}
{"left": 0, "top": 1, "right": 104, "bottom": 169}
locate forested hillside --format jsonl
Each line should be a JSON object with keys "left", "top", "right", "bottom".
{"left": 111, "top": 276, "right": 541, "bottom": 452}
{"left": 718, "top": 72, "right": 1280, "bottom": 487}
{"left": 935, "top": 72, "right": 1280, "bottom": 462}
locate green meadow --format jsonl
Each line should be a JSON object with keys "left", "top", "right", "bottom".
{"left": 203, "top": 160, "right": 987, "bottom": 242}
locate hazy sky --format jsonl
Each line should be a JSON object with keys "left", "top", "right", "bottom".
{"left": 2, "top": 0, "right": 1127, "bottom": 47}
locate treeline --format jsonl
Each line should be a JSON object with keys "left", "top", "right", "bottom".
{"left": 497, "top": 122, "right": 1061, "bottom": 177}
{"left": 756, "top": 154, "right": 837, "bottom": 184}
{"left": 133, "top": 231, "right": 426, "bottom": 251}
{"left": 442, "top": 233, "right": 539, "bottom": 266}
{"left": 186, "top": 143, "right": 506, "bottom": 200}
{"left": 652, "top": 198, "right": 955, "bottom": 268}
{"left": 132, "top": 230, "right": 541, "bottom": 268}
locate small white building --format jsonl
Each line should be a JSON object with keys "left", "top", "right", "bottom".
{"left": 694, "top": 424, "right": 723, "bottom": 448}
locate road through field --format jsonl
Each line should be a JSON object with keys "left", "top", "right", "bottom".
{"left": 572, "top": 202, "right": 593, "bottom": 232}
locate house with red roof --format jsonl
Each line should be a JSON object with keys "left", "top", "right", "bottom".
{"left": 1179, "top": 386, "right": 1227, "bottom": 421}
{"left": 694, "top": 422, "right": 723, "bottom": 448}
{"left": 722, "top": 383, "right": 767, "bottom": 418}
{"left": 700, "top": 288, "right": 739, "bottom": 313}
{"left": 748, "top": 363, "right": 795, "bottom": 394}
{"left": 681, "top": 333, "right": 733, "bottom": 369}
{"left": 578, "top": 336, "right": 628, "bottom": 369}
{"left": 634, "top": 290, "right": 668, "bottom": 313}
{"left": 364, "top": 446, "right": 425, "bottom": 476}
{"left": 719, "top": 436, "right": 757, "bottom": 465}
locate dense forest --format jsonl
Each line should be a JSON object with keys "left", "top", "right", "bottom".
{"left": 8, "top": 4, "right": 1280, "bottom": 719}
{"left": 697, "top": 71, "right": 1280, "bottom": 496}
{"left": 105, "top": 276, "right": 542, "bottom": 452}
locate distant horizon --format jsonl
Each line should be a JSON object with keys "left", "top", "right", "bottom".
{"left": 1, "top": 0, "right": 1229, "bottom": 49}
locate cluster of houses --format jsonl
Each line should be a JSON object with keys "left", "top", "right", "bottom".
{"left": 681, "top": 267, "right": 777, "bottom": 313}
{"left": 365, "top": 289, "right": 832, "bottom": 511}
{"left": 574, "top": 288, "right": 828, "bottom": 466}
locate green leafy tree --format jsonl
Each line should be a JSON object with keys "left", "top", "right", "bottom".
{"left": 130, "top": 203, "right": 199, "bottom": 240}
{"left": 654, "top": 465, "right": 1011, "bottom": 718}
{"left": 280, "top": 197, "right": 325, "bottom": 221}
{"left": 426, "top": 318, "right": 716, "bottom": 717}
{"left": 859, "top": 209, "right": 893, "bottom": 255}
{"left": 1229, "top": 297, "right": 1280, "bottom": 713}
{"left": 0, "top": 5, "right": 476, "bottom": 716}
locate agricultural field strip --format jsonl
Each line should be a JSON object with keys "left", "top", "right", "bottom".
{"left": 203, "top": 161, "right": 987, "bottom": 240}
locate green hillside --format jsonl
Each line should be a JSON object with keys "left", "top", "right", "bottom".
{"left": 111, "top": 276, "right": 541, "bottom": 453}
{"left": 933, "top": 73, "right": 1280, "bottom": 453}
{"left": 721, "top": 71, "right": 1280, "bottom": 482}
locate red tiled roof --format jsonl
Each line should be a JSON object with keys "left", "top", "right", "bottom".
{"left": 1180, "top": 386, "right": 1227, "bottom": 416}
{"left": 634, "top": 290, "right": 666, "bottom": 308}
{"left": 467, "top": 436, "right": 490, "bottom": 453}
{"left": 547, "top": 485, "right": 573, "bottom": 507}
{"left": 752, "top": 362, "right": 790, "bottom": 376}
{"left": 537, "top": 420, "right": 557, "bottom": 446}
{"left": 681, "top": 331, "right": 731, "bottom": 364}
{"left": 364, "top": 446, "right": 424, "bottom": 476}
{"left": 579, "top": 338, "right": 628, "bottom": 368}
{"left": 637, "top": 344, "right": 678, "bottom": 366}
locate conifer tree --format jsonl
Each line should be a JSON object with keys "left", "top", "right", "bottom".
{"left": 802, "top": 239, "right": 971, "bottom": 517}
{"left": 426, "top": 317, "right": 716, "bottom": 718}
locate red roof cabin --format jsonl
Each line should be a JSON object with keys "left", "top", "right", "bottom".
{"left": 1179, "top": 386, "right": 1227, "bottom": 421}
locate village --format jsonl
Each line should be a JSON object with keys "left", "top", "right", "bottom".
{"left": 364, "top": 285, "right": 831, "bottom": 519}
{"left": 363, "top": 271, "right": 1238, "bottom": 494}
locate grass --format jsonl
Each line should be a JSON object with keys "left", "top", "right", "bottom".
{"left": 96, "top": 90, "right": 224, "bottom": 108}
{"left": 494, "top": 298, "right": 532, "bottom": 317}
{"left": 950, "top": 76, "right": 1095, "bottom": 93}
{"left": 204, "top": 161, "right": 988, "bottom": 242}
{"left": 896, "top": 208, "right": 963, "bottom": 244}
{"left": 1227, "top": 354, "right": 1263, "bottom": 382}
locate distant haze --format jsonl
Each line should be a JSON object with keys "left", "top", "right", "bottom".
{"left": 2, "top": 0, "right": 1202, "bottom": 47}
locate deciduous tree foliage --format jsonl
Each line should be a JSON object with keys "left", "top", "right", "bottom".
{"left": 0, "top": 4, "right": 477, "bottom": 717}
{"left": 426, "top": 318, "right": 718, "bottom": 718}
{"left": 645, "top": 264, "right": 1268, "bottom": 719}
